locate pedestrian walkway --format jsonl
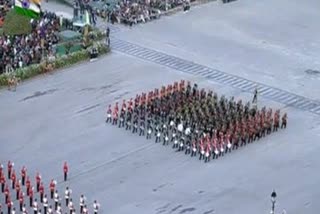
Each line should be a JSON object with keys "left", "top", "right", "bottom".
{"left": 111, "top": 39, "right": 320, "bottom": 116}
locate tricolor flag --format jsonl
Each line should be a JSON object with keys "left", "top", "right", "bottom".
{"left": 15, "top": 0, "right": 41, "bottom": 19}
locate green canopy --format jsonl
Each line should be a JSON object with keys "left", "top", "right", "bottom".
{"left": 58, "top": 30, "right": 81, "bottom": 42}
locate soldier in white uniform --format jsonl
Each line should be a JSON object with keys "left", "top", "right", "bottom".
{"left": 56, "top": 203, "right": 62, "bottom": 214}
{"left": 79, "top": 195, "right": 85, "bottom": 214}
{"left": 43, "top": 194, "right": 48, "bottom": 214}
{"left": 68, "top": 199, "right": 73, "bottom": 214}
{"left": 33, "top": 198, "right": 38, "bottom": 214}
{"left": 47, "top": 205, "right": 53, "bottom": 214}
{"left": 54, "top": 190, "right": 59, "bottom": 211}
{"left": 11, "top": 207, "right": 16, "bottom": 214}
{"left": 64, "top": 187, "right": 72, "bottom": 207}
{"left": 93, "top": 200, "right": 100, "bottom": 214}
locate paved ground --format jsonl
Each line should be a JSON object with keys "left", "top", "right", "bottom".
{"left": 1, "top": 0, "right": 320, "bottom": 214}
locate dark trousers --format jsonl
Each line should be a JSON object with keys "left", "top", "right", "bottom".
{"left": 55, "top": 201, "right": 58, "bottom": 210}
{"left": 20, "top": 202, "right": 23, "bottom": 211}
{"left": 1, "top": 183, "right": 4, "bottom": 192}
{"left": 80, "top": 206, "right": 83, "bottom": 213}
{"left": 5, "top": 195, "right": 8, "bottom": 203}
{"left": 8, "top": 206, "right": 11, "bottom": 214}
{"left": 37, "top": 183, "right": 40, "bottom": 192}
{"left": 66, "top": 198, "right": 69, "bottom": 206}
{"left": 8, "top": 170, "right": 11, "bottom": 180}
{"left": 64, "top": 172, "right": 67, "bottom": 181}
{"left": 40, "top": 193, "right": 43, "bottom": 203}
{"left": 22, "top": 176, "right": 25, "bottom": 186}
{"left": 12, "top": 181, "right": 15, "bottom": 189}
{"left": 16, "top": 190, "right": 19, "bottom": 200}
{"left": 29, "top": 197, "right": 33, "bottom": 207}
{"left": 51, "top": 190, "right": 54, "bottom": 199}
{"left": 44, "top": 206, "right": 47, "bottom": 214}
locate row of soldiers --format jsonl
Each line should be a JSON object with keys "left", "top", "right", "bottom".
{"left": 0, "top": 162, "right": 100, "bottom": 214}
{"left": 106, "top": 80, "right": 287, "bottom": 162}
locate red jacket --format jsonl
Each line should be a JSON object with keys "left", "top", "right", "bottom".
{"left": 21, "top": 167, "right": 26, "bottom": 179}
{"left": 19, "top": 192, "right": 24, "bottom": 204}
{"left": 29, "top": 187, "right": 33, "bottom": 197}
{"left": 36, "top": 173, "right": 41, "bottom": 184}
{"left": 16, "top": 181, "right": 20, "bottom": 192}
{"left": 0, "top": 174, "right": 5, "bottom": 184}
{"left": 26, "top": 178, "right": 31, "bottom": 188}
{"left": 49, "top": 180, "right": 55, "bottom": 191}
{"left": 63, "top": 163, "right": 68, "bottom": 173}
{"left": 4, "top": 186, "right": 9, "bottom": 196}
{"left": 11, "top": 170, "right": 16, "bottom": 182}
{"left": 7, "top": 161, "right": 13, "bottom": 172}
{"left": 39, "top": 183, "right": 44, "bottom": 194}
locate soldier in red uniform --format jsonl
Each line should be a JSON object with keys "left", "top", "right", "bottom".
{"left": 204, "top": 143, "right": 211, "bottom": 163}
{"left": 21, "top": 166, "right": 27, "bottom": 186}
{"left": 19, "top": 191, "right": 24, "bottom": 211}
{"left": 16, "top": 179, "right": 21, "bottom": 200}
{"left": 7, "top": 161, "right": 13, "bottom": 179}
{"left": 112, "top": 108, "right": 118, "bottom": 125}
{"left": 26, "top": 176, "right": 31, "bottom": 196}
{"left": 281, "top": 113, "right": 287, "bottom": 129}
{"left": 0, "top": 173, "right": 5, "bottom": 192}
{"left": 63, "top": 162, "right": 69, "bottom": 181}
{"left": 29, "top": 186, "right": 34, "bottom": 207}
{"left": 49, "top": 179, "right": 55, "bottom": 199}
{"left": 35, "top": 172, "right": 41, "bottom": 192}
{"left": 11, "top": 169, "right": 16, "bottom": 189}
{"left": 273, "top": 110, "right": 280, "bottom": 132}
{"left": 4, "top": 185, "right": 9, "bottom": 203}
{"left": 7, "top": 195, "right": 13, "bottom": 214}
{"left": 39, "top": 182, "right": 44, "bottom": 203}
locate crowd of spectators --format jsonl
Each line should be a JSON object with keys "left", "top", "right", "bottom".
{"left": 0, "top": 10, "right": 61, "bottom": 74}
{"left": 86, "top": 0, "right": 192, "bottom": 26}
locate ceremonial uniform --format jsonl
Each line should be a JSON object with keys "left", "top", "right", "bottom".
{"left": 0, "top": 174, "right": 5, "bottom": 192}
{"left": 33, "top": 199, "right": 38, "bottom": 214}
{"left": 43, "top": 195, "right": 48, "bottom": 214}
{"left": 7, "top": 161, "right": 13, "bottom": 180}
{"left": 10, "top": 170, "right": 16, "bottom": 189}
{"left": 63, "top": 162, "right": 68, "bottom": 181}
{"left": 93, "top": 200, "right": 100, "bottom": 214}
{"left": 65, "top": 187, "right": 72, "bottom": 207}
{"left": 35, "top": 172, "right": 41, "bottom": 192}
{"left": 49, "top": 179, "right": 55, "bottom": 199}
{"left": 29, "top": 186, "right": 34, "bottom": 207}
{"left": 39, "top": 183, "right": 44, "bottom": 203}
{"left": 15, "top": 180, "right": 20, "bottom": 200}
{"left": 19, "top": 191, "right": 24, "bottom": 211}
{"left": 21, "top": 166, "right": 26, "bottom": 186}
{"left": 54, "top": 191, "right": 59, "bottom": 211}
{"left": 80, "top": 195, "right": 85, "bottom": 213}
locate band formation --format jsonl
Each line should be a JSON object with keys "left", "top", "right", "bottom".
{"left": 0, "top": 162, "right": 100, "bottom": 214}
{"left": 106, "top": 80, "right": 288, "bottom": 162}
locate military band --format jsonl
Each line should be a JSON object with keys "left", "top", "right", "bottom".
{"left": 106, "top": 80, "right": 288, "bottom": 162}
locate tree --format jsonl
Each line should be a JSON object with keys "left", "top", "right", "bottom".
{"left": 2, "top": 10, "right": 32, "bottom": 35}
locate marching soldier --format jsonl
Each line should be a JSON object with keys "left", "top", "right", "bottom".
{"left": 139, "top": 121, "right": 145, "bottom": 136}
{"left": 93, "top": 200, "right": 100, "bottom": 214}
{"left": 33, "top": 198, "right": 39, "bottom": 214}
{"left": 80, "top": 195, "right": 85, "bottom": 213}
{"left": 7, "top": 161, "right": 13, "bottom": 180}
{"left": 22, "top": 204, "right": 27, "bottom": 214}
{"left": 16, "top": 179, "right": 21, "bottom": 200}
{"left": 252, "top": 88, "right": 258, "bottom": 104}
{"left": 63, "top": 162, "right": 69, "bottom": 181}
{"left": 43, "top": 194, "right": 48, "bottom": 214}
{"left": 106, "top": 105, "right": 112, "bottom": 123}
{"left": 49, "top": 179, "right": 56, "bottom": 199}
{"left": 204, "top": 143, "right": 211, "bottom": 162}
{"left": 281, "top": 113, "right": 287, "bottom": 129}
{"left": 19, "top": 191, "right": 24, "bottom": 211}
{"left": 4, "top": 185, "right": 9, "bottom": 203}
{"left": 0, "top": 173, "right": 5, "bottom": 192}
{"left": 65, "top": 187, "right": 72, "bottom": 207}
{"left": 68, "top": 199, "right": 74, "bottom": 214}
{"left": 47, "top": 205, "right": 53, "bottom": 214}
{"left": 146, "top": 125, "right": 153, "bottom": 139}
{"left": 29, "top": 186, "right": 34, "bottom": 207}
{"left": 26, "top": 176, "right": 31, "bottom": 196}
{"left": 54, "top": 190, "right": 59, "bottom": 211}
{"left": 36, "top": 172, "right": 41, "bottom": 192}
{"left": 7, "top": 196, "right": 13, "bottom": 214}
{"left": 21, "top": 166, "right": 27, "bottom": 186}
{"left": 56, "top": 203, "right": 62, "bottom": 214}
{"left": 39, "top": 182, "right": 44, "bottom": 203}
{"left": 11, "top": 169, "right": 16, "bottom": 189}
{"left": 0, "top": 163, "right": 2, "bottom": 179}
{"left": 83, "top": 205, "right": 88, "bottom": 214}
{"left": 191, "top": 141, "right": 197, "bottom": 157}
{"left": 11, "top": 207, "right": 16, "bottom": 214}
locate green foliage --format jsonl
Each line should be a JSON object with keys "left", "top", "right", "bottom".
{"left": 3, "top": 10, "right": 32, "bottom": 35}
{"left": 0, "top": 43, "right": 110, "bottom": 86}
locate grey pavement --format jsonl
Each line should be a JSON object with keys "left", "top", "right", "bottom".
{"left": 1, "top": 0, "right": 320, "bottom": 214}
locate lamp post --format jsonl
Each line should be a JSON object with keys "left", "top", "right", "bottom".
{"left": 270, "top": 190, "right": 277, "bottom": 214}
